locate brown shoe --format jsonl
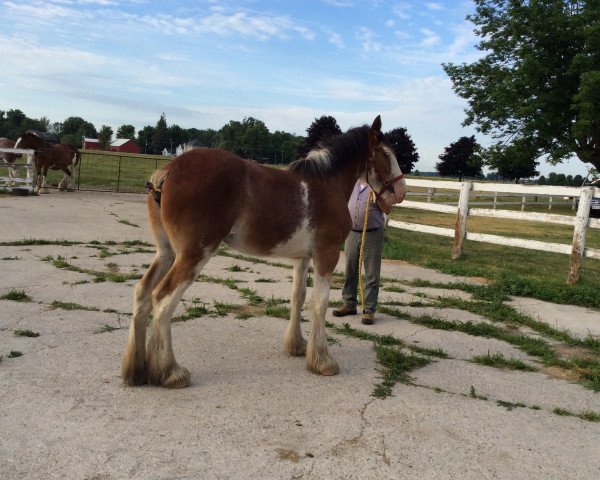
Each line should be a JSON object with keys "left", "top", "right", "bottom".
{"left": 361, "top": 311, "right": 375, "bottom": 325}
{"left": 332, "top": 305, "right": 357, "bottom": 317}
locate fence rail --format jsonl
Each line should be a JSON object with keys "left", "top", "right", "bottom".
{"left": 389, "top": 180, "right": 600, "bottom": 284}
{"left": 0, "top": 147, "right": 35, "bottom": 193}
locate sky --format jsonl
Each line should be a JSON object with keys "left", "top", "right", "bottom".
{"left": 0, "top": 0, "right": 591, "bottom": 176}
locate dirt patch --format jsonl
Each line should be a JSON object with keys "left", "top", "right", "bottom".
{"left": 540, "top": 365, "right": 581, "bottom": 382}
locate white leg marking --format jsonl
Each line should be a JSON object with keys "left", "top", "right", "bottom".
{"left": 284, "top": 257, "right": 310, "bottom": 356}
{"left": 306, "top": 271, "right": 339, "bottom": 375}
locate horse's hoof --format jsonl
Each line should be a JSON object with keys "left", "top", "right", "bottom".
{"left": 121, "top": 361, "right": 148, "bottom": 387}
{"left": 307, "top": 356, "right": 339, "bottom": 376}
{"left": 284, "top": 337, "right": 307, "bottom": 357}
{"left": 162, "top": 364, "right": 191, "bottom": 389}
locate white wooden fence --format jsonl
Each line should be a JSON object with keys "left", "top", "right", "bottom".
{"left": 388, "top": 179, "right": 600, "bottom": 284}
{"left": 0, "top": 148, "right": 35, "bottom": 193}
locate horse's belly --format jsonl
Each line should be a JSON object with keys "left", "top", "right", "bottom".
{"left": 224, "top": 219, "right": 312, "bottom": 258}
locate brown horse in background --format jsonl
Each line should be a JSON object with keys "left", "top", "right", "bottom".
{"left": 121, "top": 115, "right": 407, "bottom": 389}
{"left": 0, "top": 137, "right": 19, "bottom": 181}
{"left": 14, "top": 131, "right": 80, "bottom": 193}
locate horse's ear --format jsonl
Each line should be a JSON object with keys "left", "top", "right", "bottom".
{"left": 369, "top": 115, "right": 382, "bottom": 150}
{"left": 371, "top": 115, "right": 382, "bottom": 133}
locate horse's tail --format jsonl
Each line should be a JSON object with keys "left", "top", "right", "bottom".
{"left": 146, "top": 168, "right": 169, "bottom": 205}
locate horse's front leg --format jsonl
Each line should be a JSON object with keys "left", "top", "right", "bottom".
{"left": 37, "top": 166, "right": 50, "bottom": 194}
{"left": 284, "top": 257, "right": 310, "bottom": 356}
{"left": 306, "top": 249, "right": 340, "bottom": 375}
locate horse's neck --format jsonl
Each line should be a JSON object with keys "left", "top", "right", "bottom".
{"left": 327, "top": 153, "right": 366, "bottom": 201}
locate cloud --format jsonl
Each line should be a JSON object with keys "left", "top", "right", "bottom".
{"left": 419, "top": 28, "right": 441, "bottom": 47}
{"left": 426, "top": 2, "right": 445, "bottom": 10}
{"left": 356, "top": 27, "right": 382, "bottom": 52}
{"left": 392, "top": 3, "right": 412, "bottom": 20}
{"left": 329, "top": 32, "right": 345, "bottom": 48}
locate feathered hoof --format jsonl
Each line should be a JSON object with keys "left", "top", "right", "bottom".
{"left": 161, "top": 364, "right": 191, "bottom": 389}
{"left": 307, "top": 353, "right": 339, "bottom": 376}
{"left": 121, "top": 364, "right": 148, "bottom": 386}
{"left": 284, "top": 337, "right": 307, "bottom": 357}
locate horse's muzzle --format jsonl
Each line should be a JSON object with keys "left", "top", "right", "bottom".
{"left": 376, "top": 178, "right": 407, "bottom": 214}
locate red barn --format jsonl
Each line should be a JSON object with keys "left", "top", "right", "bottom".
{"left": 83, "top": 138, "right": 101, "bottom": 150}
{"left": 109, "top": 139, "right": 141, "bottom": 154}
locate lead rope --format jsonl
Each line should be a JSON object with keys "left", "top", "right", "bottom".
{"left": 358, "top": 189, "right": 373, "bottom": 312}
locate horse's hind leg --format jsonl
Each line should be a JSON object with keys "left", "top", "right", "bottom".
{"left": 58, "top": 167, "right": 71, "bottom": 191}
{"left": 122, "top": 250, "right": 174, "bottom": 385}
{"left": 147, "top": 250, "right": 215, "bottom": 388}
{"left": 284, "top": 257, "right": 310, "bottom": 356}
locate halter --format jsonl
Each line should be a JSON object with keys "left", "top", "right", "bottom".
{"left": 366, "top": 150, "right": 404, "bottom": 199}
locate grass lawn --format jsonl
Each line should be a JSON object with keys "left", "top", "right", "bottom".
{"left": 384, "top": 206, "right": 600, "bottom": 309}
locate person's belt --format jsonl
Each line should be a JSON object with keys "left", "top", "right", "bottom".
{"left": 351, "top": 227, "right": 381, "bottom": 232}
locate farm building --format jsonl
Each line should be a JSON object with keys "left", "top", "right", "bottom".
{"left": 82, "top": 138, "right": 141, "bottom": 154}
{"left": 110, "top": 138, "right": 140, "bottom": 154}
{"left": 83, "top": 138, "right": 101, "bottom": 150}
{"left": 175, "top": 139, "right": 206, "bottom": 156}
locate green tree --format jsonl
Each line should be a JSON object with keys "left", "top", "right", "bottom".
{"left": 443, "top": 0, "right": 600, "bottom": 172}
{"left": 240, "top": 117, "right": 270, "bottom": 160}
{"left": 61, "top": 116, "right": 97, "bottom": 146}
{"left": 217, "top": 120, "right": 244, "bottom": 153}
{"left": 166, "top": 124, "right": 185, "bottom": 153}
{"left": 436, "top": 136, "right": 483, "bottom": 181}
{"left": 297, "top": 115, "right": 342, "bottom": 157}
{"left": 0, "top": 109, "right": 48, "bottom": 139}
{"left": 98, "top": 125, "right": 113, "bottom": 150}
{"left": 486, "top": 139, "right": 539, "bottom": 182}
{"left": 137, "top": 126, "right": 155, "bottom": 154}
{"left": 116, "top": 124, "right": 136, "bottom": 140}
{"left": 384, "top": 127, "right": 419, "bottom": 174}
{"left": 271, "top": 130, "right": 303, "bottom": 164}
{"left": 151, "top": 113, "right": 168, "bottom": 152}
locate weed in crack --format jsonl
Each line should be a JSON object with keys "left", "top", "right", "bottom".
{"left": 1, "top": 289, "right": 30, "bottom": 302}
{"left": 14, "top": 329, "right": 40, "bottom": 337}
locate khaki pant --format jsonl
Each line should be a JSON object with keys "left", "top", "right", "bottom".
{"left": 341, "top": 227, "right": 384, "bottom": 313}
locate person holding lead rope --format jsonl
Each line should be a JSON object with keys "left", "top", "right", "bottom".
{"left": 333, "top": 179, "right": 386, "bottom": 325}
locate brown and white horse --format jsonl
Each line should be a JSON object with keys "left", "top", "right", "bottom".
{"left": 122, "top": 115, "right": 407, "bottom": 388}
{"left": 14, "top": 131, "right": 80, "bottom": 194}
{"left": 0, "top": 137, "right": 19, "bottom": 181}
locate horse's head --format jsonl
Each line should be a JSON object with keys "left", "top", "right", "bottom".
{"left": 365, "top": 115, "right": 407, "bottom": 214}
{"left": 14, "top": 131, "right": 45, "bottom": 150}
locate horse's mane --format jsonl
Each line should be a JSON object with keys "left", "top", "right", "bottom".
{"left": 23, "top": 130, "right": 57, "bottom": 146}
{"left": 288, "top": 125, "right": 371, "bottom": 177}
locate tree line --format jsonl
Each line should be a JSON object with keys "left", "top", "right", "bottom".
{"left": 0, "top": 109, "right": 420, "bottom": 172}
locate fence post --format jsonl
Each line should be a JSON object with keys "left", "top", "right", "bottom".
{"left": 493, "top": 192, "right": 498, "bottom": 210}
{"left": 521, "top": 195, "right": 526, "bottom": 211}
{"left": 116, "top": 155, "right": 122, "bottom": 193}
{"left": 567, "top": 187, "right": 593, "bottom": 284}
{"left": 427, "top": 187, "right": 434, "bottom": 202}
{"left": 26, "top": 152, "right": 33, "bottom": 182}
{"left": 452, "top": 181, "right": 472, "bottom": 259}
{"left": 77, "top": 154, "right": 82, "bottom": 190}
{"left": 548, "top": 196, "right": 553, "bottom": 210}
